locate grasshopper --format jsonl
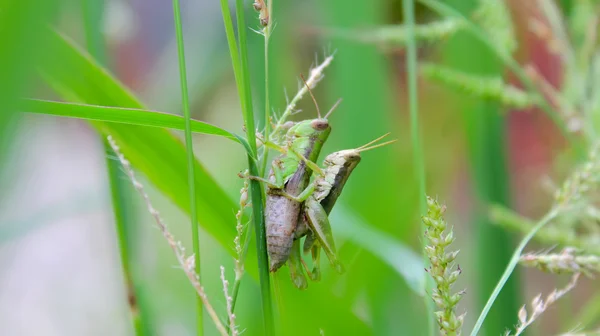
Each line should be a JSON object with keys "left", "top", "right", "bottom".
{"left": 244, "top": 90, "right": 341, "bottom": 280}
{"left": 275, "top": 133, "right": 397, "bottom": 285}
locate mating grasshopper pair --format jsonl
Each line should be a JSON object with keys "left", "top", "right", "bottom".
{"left": 243, "top": 86, "right": 395, "bottom": 289}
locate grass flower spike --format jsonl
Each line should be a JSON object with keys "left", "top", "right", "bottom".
{"left": 423, "top": 196, "right": 465, "bottom": 336}
{"left": 505, "top": 273, "right": 580, "bottom": 336}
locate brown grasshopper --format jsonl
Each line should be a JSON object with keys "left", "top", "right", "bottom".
{"left": 242, "top": 90, "right": 341, "bottom": 277}
{"left": 274, "top": 133, "right": 397, "bottom": 287}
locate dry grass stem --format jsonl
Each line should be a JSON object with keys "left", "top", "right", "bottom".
{"left": 107, "top": 135, "right": 228, "bottom": 336}
{"left": 220, "top": 266, "right": 238, "bottom": 336}
{"left": 524, "top": 64, "right": 582, "bottom": 132}
{"left": 559, "top": 328, "right": 600, "bottom": 336}
{"left": 554, "top": 145, "right": 600, "bottom": 208}
{"left": 234, "top": 176, "right": 250, "bottom": 280}
{"left": 521, "top": 248, "right": 600, "bottom": 276}
{"left": 270, "top": 54, "right": 334, "bottom": 139}
{"left": 528, "top": 17, "right": 564, "bottom": 55}
{"left": 505, "top": 273, "right": 581, "bottom": 336}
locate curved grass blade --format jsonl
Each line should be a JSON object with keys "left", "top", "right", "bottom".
{"left": 21, "top": 99, "right": 252, "bottom": 153}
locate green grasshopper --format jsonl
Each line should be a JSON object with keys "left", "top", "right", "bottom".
{"left": 244, "top": 96, "right": 341, "bottom": 279}
{"left": 275, "top": 133, "right": 397, "bottom": 285}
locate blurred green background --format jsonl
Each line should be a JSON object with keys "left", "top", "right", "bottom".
{"left": 0, "top": 0, "right": 593, "bottom": 335}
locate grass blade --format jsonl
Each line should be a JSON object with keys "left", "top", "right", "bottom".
{"left": 234, "top": 0, "right": 274, "bottom": 333}
{"left": 22, "top": 99, "right": 245, "bottom": 144}
{"left": 470, "top": 209, "right": 559, "bottom": 336}
{"left": 170, "top": 0, "right": 204, "bottom": 334}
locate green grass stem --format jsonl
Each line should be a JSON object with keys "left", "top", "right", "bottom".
{"left": 259, "top": 1, "right": 273, "bottom": 176}
{"left": 470, "top": 208, "right": 559, "bottom": 336}
{"left": 170, "top": 1, "right": 203, "bottom": 334}
{"left": 219, "top": 1, "right": 274, "bottom": 334}
{"left": 402, "top": 0, "right": 434, "bottom": 335}
{"left": 235, "top": 1, "right": 275, "bottom": 333}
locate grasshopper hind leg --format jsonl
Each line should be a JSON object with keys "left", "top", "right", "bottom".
{"left": 288, "top": 240, "right": 308, "bottom": 290}
{"left": 309, "top": 243, "right": 321, "bottom": 281}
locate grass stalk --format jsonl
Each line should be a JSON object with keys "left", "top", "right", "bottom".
{"left": 81, "top": 0, "right": 144, "bottom": 334}
{"left": 170, "top": 1, "right": 203, "bottom": 334}
{"left": 260, "top": 0, "right": 273, "bottom": 176}
{"left": 402, "top": 0, "right": 434, "bottom": 334}
{"left": 219, "top": 1, "right": 274, "bottom": 334}
{"left": 470, "top": 208, "right": 559, "bottom": 336}
{"left": 235, "top": 1, "right": 274, "bottom": 333}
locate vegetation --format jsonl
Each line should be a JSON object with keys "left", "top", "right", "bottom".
{"left": 3, "top": 0, "right": 600, "bottom": 335}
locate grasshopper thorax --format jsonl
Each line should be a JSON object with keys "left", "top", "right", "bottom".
{"left": 287, "top": 118, "right": 331, "bottom": 140}
{"left": 310, "top": 119, "right": 329, "bottom": 131}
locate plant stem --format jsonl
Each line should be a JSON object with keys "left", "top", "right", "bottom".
{"left": 81, "top": 0, "right": 145, "bottom": 334}
{"left": 259, "top": 1, "right": 273, "bottom": 176}
{"left": 170, "top": 1, "right": 203, "bottom": 334}
{"left": 219, "top": 0, "right": 274, "bottom": 333}
{"left": 402, "top": 0, "right": 434, "bottom": 334}
{"left": 470, "top": 208, "right": 559, "bottom": 336}
{"left": 235, "top": 0, "right": 274, "bottom": 330}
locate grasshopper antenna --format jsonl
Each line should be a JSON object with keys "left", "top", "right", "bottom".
{"left": 324, "top": 98, "right": 342, "bottom": 119}
{"left": 356, "top": 132, "right": 398, "bottom": 152}
{"left": 356, "top": 132, "right": 391, "bottom": 150}
{"left": 358, "top": 139, "right": 398, "bottom": 152}
{"left": 300, "top": 74, "right": 321, "bottom": 118}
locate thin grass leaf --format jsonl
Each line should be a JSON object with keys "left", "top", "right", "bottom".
{"left": 402, "top": 0, "right": 435, "bottom": 334}
{"left": 470, "top": 209, "right": 559, "bottom": 336}
{"left": 219, "top": 0, "right": 273, "bottom": 333}
{"left": 21, "top": 99, "right": 247, "bottom": 145}
{"left": 170, "top": 0, "right": 204, "bottom": 333}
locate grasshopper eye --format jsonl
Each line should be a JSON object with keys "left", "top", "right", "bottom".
{"left": 311, "top": 119, "right": 329, "bottom": 131}
{"left": 348, "top": 152, "right": 360, "bottom": 160}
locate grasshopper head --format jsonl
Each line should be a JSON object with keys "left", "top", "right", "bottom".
{"left": 324, "top": 149, "right": 362, "bottom": 168}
